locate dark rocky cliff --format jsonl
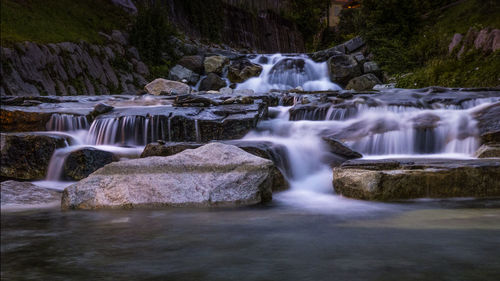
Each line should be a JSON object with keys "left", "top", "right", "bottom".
{"left": 163, "top": 0, "right": 304, "bottom": 53}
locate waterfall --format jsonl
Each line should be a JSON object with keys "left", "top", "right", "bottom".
{"left": 236, "top": 54, "right": 342, "bottom": 92}
{"left": 86, "top": 115, "right": 168, "bottom": 146}
{"left": 46, "top": 114, "right": 89, "bottom": 131}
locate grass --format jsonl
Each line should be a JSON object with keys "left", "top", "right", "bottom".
{"left": 396, "top": 0, "right": 500, "bottom": 88}
{"left": 0, "top": 0, "right": 129, "bottom": 46}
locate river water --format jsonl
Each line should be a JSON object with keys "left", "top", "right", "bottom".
{"left": 2, "top": 54, "right": 500, "bottom": 280}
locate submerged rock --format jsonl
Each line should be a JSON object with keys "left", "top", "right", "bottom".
{"left": 1, "top": 181, "right": 61, "bottom": 210}
{"left": 144, "top": 78, "right": 191, "bottom": 96}
{"left": 63, "top": 148, "right": 116, "bottom": 181}
{"left": 62, "top": 143, "right": 274, "bottom": 209}
{"left": 333, "top": 159, "right": 500, "bottom": 201}
{"left": 1, "top": 132, "right": 69, "bottom": 180}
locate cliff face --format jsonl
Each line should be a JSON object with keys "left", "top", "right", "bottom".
{"left": 0, "top": 31, "right": 150, "bottom": 96}
{"left": 163, "top": 0, "right": 305, "bottom": 53}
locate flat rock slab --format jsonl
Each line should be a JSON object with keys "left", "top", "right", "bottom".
{"left": 62, "top": 143, "right": 274, "bottom": 209}
{"left": 333, "top": 158, "right": 500, "bottom": 201}
{"left": 1, "top": 181, "right": 61, "bottom": 211}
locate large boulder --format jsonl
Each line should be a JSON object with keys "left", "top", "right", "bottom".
{"left": 1, "top": 132, "right": 69, "bottom": 180}
{"left": 327, "top": 54, "right": 362, "bottom": 86}
{"left": 204, "top": 55, "right": 229, "bottom": 74}
{"left": 178, "top": 55, "right": 204, "bottom": 74}
{"left": 141, "top": 141, "right": 290, "bottom": 191}
{"left": 168, "top": 65, "right": 200, "bottom": 85}
{"left": 227, "top": 59, "right": 263, "bottom": 83}
{"left": 63, "top": 148, "right": 116, "bottom": 181}
{"left": 144, "top": 78, "right": 191, "bottom": 96}
{"left": 1, "top": 181, "right": 61, "bottom": 210}
{"left": 333, "top": 159, "right": 500, "bottom": 201}
{"left": 61, "top": 143, "right": 275, "bottom": 209}
{"left": 345, "top": 73, "right": 381, "bottom": 91}
{"left": 199, "top": 73, "right": 227, "bottom": 91}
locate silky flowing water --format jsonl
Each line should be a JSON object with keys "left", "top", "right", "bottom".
{"left": 2, "top": 54, "right": 500, "bottom": 280}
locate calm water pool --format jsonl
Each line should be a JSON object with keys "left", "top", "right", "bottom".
{"left": 2, "top": 198, "right": 500, "bottom": 281}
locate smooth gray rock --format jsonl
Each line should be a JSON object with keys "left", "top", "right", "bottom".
{"left": 168, "top": 65, "right": 200, "bottom": 85}
{"left": 62, "top": 143, "right": 274, "bottom": 209}
{"left": 1, "top": 181, "right": 61, "bottom": 210}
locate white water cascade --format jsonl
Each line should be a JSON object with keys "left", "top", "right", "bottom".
{"left": 236, "top": 54, "right": 342, "bottom": 92}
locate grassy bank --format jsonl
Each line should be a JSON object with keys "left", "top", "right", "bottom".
{"left": 0, "top": 0, "right": 129, "bottom": 46}
{"left": 395, "top": 0, "right": 500, "bottom": 87}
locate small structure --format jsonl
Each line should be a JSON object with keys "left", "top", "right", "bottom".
{"left": 327, "top": 0, "right": 361, "bottom": 27}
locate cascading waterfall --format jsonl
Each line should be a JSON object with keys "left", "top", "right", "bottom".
{"left": 46, "top": 114, "right": 89, "bottom": 131}
{"left": 236, "top": 54, "right": 342, "bottom": 92}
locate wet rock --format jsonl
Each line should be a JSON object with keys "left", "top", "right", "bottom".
{"left": 144, "top": 78, "right": 191, "bottom": 95}
{"left": 321, "top": 136, "right": 362, "bottom": 159}
{"left": 411, "top": 113, "right": 441, "bottom": 129}
{"left": 309, "top": 46, "right": 345, "bottom": 62}
{"left": 227, "top": 59, "right": 263, "bottom": 83}
{"left": 474, "top": 102, "right": 500, "bottom": 143}
{"left": 475, "top": 143, "right": 500, "bottom": 158}
{"left": 61, "top": 143, "right": 274, "bottom": 209}
{"left": 204, "top": 55, "right": 229, "bottom": 74}
{"left": 174, "top": 94, "right": 220, "bottom": 107}
{"left": 199, "top": 73, "right": 227, "bottom": 91}
{"left": 0, "top": 109, "right": 53, "bottom": 132}
{"left": 1, "top": 132, "right": 69, "bottom": 180}
{"left": 141, "top": 142, "right": 203, "bottom": 158}
{"left": 345, "top": 74, "right": 381, "bottom": 91}
{"left": 168, "top": 65, "right": 200, "bottom": 85}
{"left": 63, "top": 148, "right": 116, "bottom": 181}
{"left": 178, "top": 55, "right": 204, "bottom": 74}
{"left": 1, "top": 181, "right": 61, "bottom": 210}
{"left": 90, "top": 103, "right": 114, "bottom": 118}
{"left": 333, "top": 159, "right": 500, "bottom": 201}
{"left": 328, "top": 54, "right": 362, "bottom": 86}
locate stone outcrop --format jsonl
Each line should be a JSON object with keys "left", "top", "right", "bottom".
{"left": 1, "top": 31, "right": 149, "bottom": 96}
{"left": 63, "top": 148, "right": 116, "bottom": 181}
{"left": 1, "top": 109, "right": 53, "bottom": 132}
{"left": 1, "top": 181, "right": 61, "bottom": 210}
{"left": 61, "top": 143, "right": 275, "bottom": 209}
{"left": 144, "top": 79, "right": 191, "bottom": 95}
{"left": 333, "top": 159, "right": 500, "bottom": 201}
{"left": 450, "top": 27, "right": 500, "bottom": 58}
{"left": 1, "top": 132, "right": 69, "bottom": 180}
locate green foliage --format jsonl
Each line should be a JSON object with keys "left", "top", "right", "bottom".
{"left": 284, "top": 0, "right": 330, "bottom": 51}
{"left": 397, "top": 51, "right": 500, "bottom": 88}
{"left": 0, "top": 0, "right": 129, "bottom": 46}
{"left": 130, "top": 3, "right": 177, "bottom": 67}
